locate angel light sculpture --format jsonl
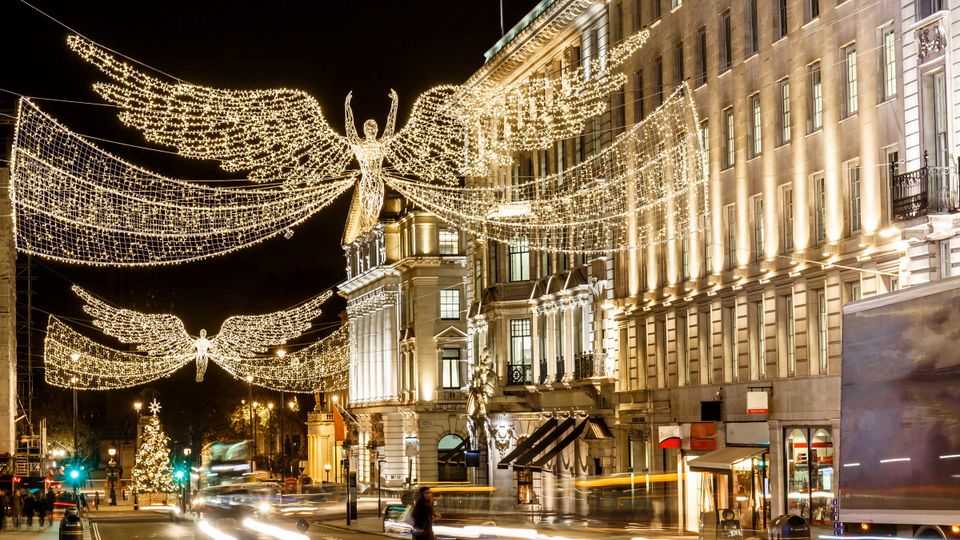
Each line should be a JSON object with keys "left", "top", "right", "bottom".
{"left": 56, "top": 30, "right": 660, "bottom": 251}
{"left": 71, "top": 285, "right": 332, "bottom": 382}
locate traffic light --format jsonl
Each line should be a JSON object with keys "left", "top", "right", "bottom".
{"left": 69, "top": 469, "right": 80, "bottom": 481}
{"left": 174, "top": 469, "right": 185, "bottom": 482}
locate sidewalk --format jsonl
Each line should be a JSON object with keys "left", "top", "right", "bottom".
{"left": 319, "top": 516, "right": 392, "bottom": 537}
{"left": 0, "top": 520, "right": 91, "bottom": 539}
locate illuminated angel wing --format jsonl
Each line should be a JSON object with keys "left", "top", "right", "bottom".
{"left": 211, "top": 290, "right": 332, "bottom": 359}
{"left": 67, "top": 35, "right": 353, "bottom": 182}
{"left": 72, "top": 285, "right": 195, "bottom": 358}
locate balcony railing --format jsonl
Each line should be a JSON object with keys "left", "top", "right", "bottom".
{"left": 507, "top": 363, "right": 533, "bottom": 385}
{"left": 555, "top": 357, "right": 565, "bottom": 383}
{"left": 892, "top": 159, "right": 959, "bottom": 220}
{"left": 538, "top": 358, "right": 549, "bottom": 385}
{"left": 574, "top": 351, "right": 607, "bottom": 379}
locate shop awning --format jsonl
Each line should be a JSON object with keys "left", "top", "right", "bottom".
{"left": 513, "top": 417, "right": 576, "bottom": 467}
{"left": 584, "top": 417, "right": 613, "bottom": 439}
{"left": 688, "top": 446, "right": 766, "bottom": 472}
{"left": 497, "top": 418, "right": 558, "bottom": 470}
{"left": 527, "top": 419, "right": 589, "bottom": 471}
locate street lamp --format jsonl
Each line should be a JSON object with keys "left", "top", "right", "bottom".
{"left": 132, "top": 400, "right": 142, "bottom": 510}
{"left": 107, "top": 448, "right": 118, "bottom": 506}
{"left": 252, "top": 400, "right": 260, "bottom": 466}
{"left": 267, "top": 402, "right": 274, "bottom": 477}
{"left": 324, "top": 463, "right": 331, "bottom": 483}
{"left": 245, "top": 375, "right": 254, "bottom": 471}
{"left": 182, "top": 448, "right": 192, "bottom": 514}
{"left": 69, "top": 373, "right": 79, "bottom": 515}
{"left": 276, "top": 349, "right": 286, "bottom": 483}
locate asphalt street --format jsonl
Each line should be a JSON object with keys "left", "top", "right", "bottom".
{"left": 89, "top": 515, "right": 389, "bottom": 540}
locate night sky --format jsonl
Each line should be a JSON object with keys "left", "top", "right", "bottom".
{"left": 1, "top": 0, "right": 541, "bottom": 448}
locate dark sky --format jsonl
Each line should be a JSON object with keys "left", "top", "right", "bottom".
{"left": 1, "top": 0, "right": 541, "bottom": 443}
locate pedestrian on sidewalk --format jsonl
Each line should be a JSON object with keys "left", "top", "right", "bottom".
{"left": 11, "top": 488, "right": 21, "bottom": 529}
{"left": 410, "top": 486, "right": 437, "bottom": 540}
{"left": 22, "top": 490, "right": 34, "bottom": 528}
{"left": 45, "top": 488, "right": 55, "bottom": 525}
{"left": 35, "top": 493, "right": 47, "bottom": 527}
{"left": 94, "top": 491, "right": 100, "bottom": 510}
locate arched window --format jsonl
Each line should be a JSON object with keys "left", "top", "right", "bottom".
{"left": 785, "top": 427, "right": 834, "bottom": 524}
{"left": 438, "top": 434, "right": 467, "bottom": 482}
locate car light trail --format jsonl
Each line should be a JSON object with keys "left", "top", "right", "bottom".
{"left": 242, "top": 518, "right": 309, "bottom": 540}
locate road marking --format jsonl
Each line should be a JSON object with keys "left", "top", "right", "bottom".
{"left": 91, "top": 522, "right": 102, "bottom": 540}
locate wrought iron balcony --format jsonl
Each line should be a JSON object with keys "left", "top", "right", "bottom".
{"left": 507, "top": 363, "right": 533, "bottom": 385}
{"left": 574, "top": 351, "right": 605, "bottom": 379}
{"left": 555, "top": 357, "right": 565, "bottom": 383}
{"left": 891, "top": 160, "right": 959, "bottom": 220}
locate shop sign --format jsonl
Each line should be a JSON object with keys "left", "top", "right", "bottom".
{"left": 658, "top": 425, "right": 681, "bottom": 449}
{"left": 690, "top": 422, "right": 717, "bottom": 451}
{"left": 747, "top": 391, "right": 769, "bottom": 414}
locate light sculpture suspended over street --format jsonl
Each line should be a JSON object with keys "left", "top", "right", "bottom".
{"left": 44, "top": 287, "right": 347, "bottom": 392}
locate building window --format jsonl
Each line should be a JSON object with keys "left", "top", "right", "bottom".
{"left": 845, "top": 281, "right": 862, "bottom": 303}
{"left": 703, "top": 214, "right": 713, "bottom": 273}
{"left": 785, "top": 428, "right": 835, "bottom": 524}
{"left": 842, "top": 45, "right": 858, "bottom": 118}
{"left": 723, "top": 108, "right": 735, "bottom": 169}
{"left": 488, "top": 244, "right": 498, "bottom": 285}
{"left": 808, "top": 62, "right": 823, "bottom": 132}
{"left": 473, "top": 256, "right": 483, "bottom": 295}
{"left": 746, "top": 0, "right": 759, "bottom": 56}
{"left": 781, "top": 294, "right": 795, "bottom": 376}
{"left": 633, "top": 0, "right": 642, "bottom": 31}
{"left": 699, "top": 309, "right": 713, "bottom": 383}
{"left": 775, "top": 0, "right": 788, "bottom": 40}
{"left": 509, "top": 319, "right": 533, "bottom": 384}
{"left": 652, "top": 0, "right": 661, "bottom": 21}
{"left": 815, "top": 288, "right": 828, "bottom": 374}
{"left": 880, "top": 26, "right": 896, "bottom": 101}
{"left": 781, "top": 185, "right": 794, "bottom": 252}
{"left": 753, "top": 300, "right": 766, "bottom": 379}
{"left": 696, "top": 27, "right": 707, "bottom": 87}
{"left": 671, "top": 0, "right": 682, "bottom": 9}
{"left": 680, "top": 234, "right": 690, "bottom": 281}
{"left": 805, "top": 0, "right": 820, "bottom": 23}
{"left": 653, "top": 56, "right": 663, "bottom": 107}
{"left": 634, "top": 70, "right": 644, "bottom": 122}
{"left": 917, "top": 0, "right": 942, "bottom": 20}
{"left": 613, "top": 89, "right": 626, "bottom": 135}
{"left": 749, "top": 94, "right": 762, "bottom": 158}
{"left": 673, "top": 41, "right": 684, "bottom": 86}
{"left": 814, "top": 174, "right": 826, "bottom": 244}
{"left": 848, "top": 162, "right": 862, "bottom": 233}
{"left": 441, "top": 348, "right": 463, "bottom": 389}
{"left": 722, "top": 305, "right": 736, "bottom": 382}
{"left": 719, "top": 10, "right": 732, "bottom": 73}
{"left": 778, "top": 79, "right": 791, "bottom": 145}
{"left": 437, "top": 434, "right": 467, "bottom": 482}
{"left": 440, "top": 289, "right": 460, "bottom": 320}
{"left": 753, "top": 195, "right": 765, "bottom": 260}
{"left": 699, "top": 120, "right": 710, "bottom": 179}
{"left": 725, "top": 203, "right": 737, "bottom": 269}
{"left": 933, "top": 71, "right": 949, "bottom": 167}
{"left": 508, "top": 236, "right": 530, "bottom": 281}
{"left": 942, "top": 241, "right": 953, "bottom": 278}
{"left": 439, "top": 229, "right": 459, "bottom": 255}
{"left": 556, "top": 139, "right": 566, "bottom": 178}
{"left": 677, "top": 313, "right": 689, "bottom": 386}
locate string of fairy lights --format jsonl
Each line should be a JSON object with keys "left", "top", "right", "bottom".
{"left": 44, "top": 288, "right": 347, "bottom": 392}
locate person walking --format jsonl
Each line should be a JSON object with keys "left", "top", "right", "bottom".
{"left": 22, "top": 490, "right": 34, "bottom": 528}
{"left": 409, "top": 486, "right": 437, "bottom": 540}
{"left": 11, "top": 488, "right": 21, "bottom": 529}
{"left": 93, "top": 491, "right": 100, "bottom": 510}
{"left": 45, "top": 488, "right": 55, "bottom": 526}
{"left": 35, "top": 492, "right": 47, "bottom": 527}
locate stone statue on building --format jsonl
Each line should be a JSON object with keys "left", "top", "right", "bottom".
{"left": 464, "top": 348, "right": 497, "bottom": 449}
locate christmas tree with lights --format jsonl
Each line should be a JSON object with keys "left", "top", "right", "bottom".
{"left": 130, "top": 400, "right": 177, "bottom": 497}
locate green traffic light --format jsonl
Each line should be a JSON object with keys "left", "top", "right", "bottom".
{"left": 69, "top": 470, "right": 80, "bottom": 480}
{"left": 174, "top": 470, "right": 185, "bottom": 480}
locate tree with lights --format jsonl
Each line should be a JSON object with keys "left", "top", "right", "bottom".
{"left": 130, "top": 400, "right": 177, "bottom": 500}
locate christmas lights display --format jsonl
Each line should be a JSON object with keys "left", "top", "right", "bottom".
{"left": 10, "top": 98, "right": 354, "bottom": 266}
{"left": 130, "top": 409, "right": 178, "bottom": 496}
{"left": 52, "top": 30, "right": 661, "bottom": 252}
{"left": 73, "top": 286, "right": 331, "bottom": 382}
{"left": 388, "top": 86, "right": 706, "bottom": 253}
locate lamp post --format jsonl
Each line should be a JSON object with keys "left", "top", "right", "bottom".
{"left": 245, "top": 375, "right": 254, "bottom": 471}
{"left": 69, "top": 363, "right": 79, "bottom": 516}
{"left": 276, "top": 349, "right": 286, "bottom": 483}
{"left": 182, "top": 448, "right": 192, "bottom": 514}
{"left": 324, "top": 463, "right": 331, "bottom": 483}
{"left": 133, "top": 400, "right": 142, "bottom": 510}
{"left": 267, "top": 402, "right": 274, "bottom": 477}
{"left": 252, "top": 401, "right": 260, "bottom": 467}
{"left": 107, "top": 448, "right": 118, "bottom": 506}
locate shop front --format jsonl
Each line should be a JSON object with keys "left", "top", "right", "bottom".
{"left": 784, "top": 427, "right": 834, "bottom": 525}
{"left": 689, "top": 446, "right": 770, "bottom": 537}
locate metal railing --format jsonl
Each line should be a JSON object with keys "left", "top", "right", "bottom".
{"left": 555, "top": 357, "right": 565, "bottom": 383}
{"left": 507, "top": 363, "right": 533, "bottom": 385}
{"left": 574, "top": 351, "right": 607, "bottom": 379}
{"left": 538, "top": 358, "right": 549, "bottom": 384}
{"left": 891, "top": 158, "right": 959, "bottom": 220}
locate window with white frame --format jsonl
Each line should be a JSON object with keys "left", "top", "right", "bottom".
{"left": 699, "top": 309, "right": 713, "bottom": 383}
{"left": 816, "top": 288, "right": 828, "bottom": 373}
{"left": 653, "top": 56, "right": 664, "bottom": 107}
{"left": 680, "top": 234, "right": 690, "bottom": 281}
{"left": 781, "top": 184, "right": 794, "bottom": 252}
{"left": 724, "top": 108, "right": 735, "bottom": 169}
{"left": 508, "top": 236, "right": 530, "bottom": 281}
{"left": 809, "top": 62, "right": 823, "bottom": 132}
{"left": 781, "top": 294, "right": 795, "bottom": 376}
{"left": 439, "top": 229, "right": 459, "bottom": 255}
{"left": 848, "top": 161, "right": 862, "bottom": 233}
{"left": 842, "top": 45, "right": 858, "bottom": 118}
{"left": 677, "top": 313, "right": 689, "bottom": 386}
{"left": 726, "top": 203, "right": 737, "bottom": 269}
{"left": 441, "top": 348, "right": 462, "bottom": 389}
{"left": 805, "top": 0, "right": 820, "bottom": 22}
{"left": 509, "top": 319, "right": 533, "bottom": 382}
{"left": 753, "top": 195, "right": 765, "bottom": 260}
{"left": 749, "top": 94, "right": 762, "bottom": 158}
{"left": 440, "top": 289, "right": 460, "bottom": 320}
{"left": 917, "top": 0, "right": 942, "bottom": 20}
{"left": 778, "top": 79, "right": 791, "bottom": 145}
{"left": 753, "top": 299, "right": 766, "bottom": 379}
{"left": 696, "top": 27, "right": 707, "bottom": 87}
{"left": 699, "top": 120, "right": 710, "bottom": 179}
{"left": 814, "top": 174, "right": 826, "bottom": 244}
{"left": 723, "top": 305, "right": 737, "bottom": 382}
{"left": 673, "top": 41, "right": 684, "bottom": 86}
{"left": 880, "top": 26, "right": 896, "bottom": 101}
